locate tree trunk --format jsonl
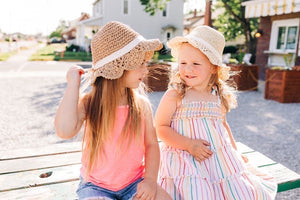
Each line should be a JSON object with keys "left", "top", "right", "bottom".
{"left": 204, "top": 0, "right": 212, "bottom": 26}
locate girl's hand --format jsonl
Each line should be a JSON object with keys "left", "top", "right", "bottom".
{"left": 188, "top": 139, "right": 213, "bottom": 163}
{"left": 66, "top": 65, "right": 85, "bottom": 88}
{"left": 135, "top": 178, "right": 157, "bottom": 200}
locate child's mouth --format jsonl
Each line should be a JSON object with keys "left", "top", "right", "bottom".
{"left": 186, "top": 75, "right": 196, "bottom": 79}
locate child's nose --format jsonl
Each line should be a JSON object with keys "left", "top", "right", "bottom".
{"left": 185, "top": 64, "right": 193, "bottom": 72}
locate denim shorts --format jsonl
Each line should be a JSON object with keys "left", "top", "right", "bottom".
{"left": 76, "top": 176, "right": 143, "bottom": 200}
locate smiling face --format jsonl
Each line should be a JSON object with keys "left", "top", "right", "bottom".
{"left": 123, "top": 59, "right": 148, "bottom": 89}
{"left": 178, "top": 43, "right": 216, "bottom": 90}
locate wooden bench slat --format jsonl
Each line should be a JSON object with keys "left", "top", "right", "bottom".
{"left": 236, "top": 142, "right": 255, "bottom": 153}
{"left": 0, "top": 142, "right": 82, "bottom": 160}
{"left": 0, "top": 164, "right": 81, "bottom": 192}
{"left": 259, "top": 163, "right": 300, "bottom": 192}
{"left": 0, "top": 180, "right": 79, "bottom": 200}
{"left": 0, "top": 152, "right": 81, "bottom": 174}
{"left": 243, "top": 151, "right": 277, "bottom": 167}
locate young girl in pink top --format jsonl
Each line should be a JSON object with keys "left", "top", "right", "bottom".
{"left": 155, "top": 26, "right": 277, "bottom": 199}
{"left": 55, "top": 21, "right": 171, "bottom": 200}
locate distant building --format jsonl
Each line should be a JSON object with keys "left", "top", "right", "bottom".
{"left": 75, "top": 0, "right": 184, "bottom": 51}
{"left": 61, "top": 13, "right": 90, "bottom": 47}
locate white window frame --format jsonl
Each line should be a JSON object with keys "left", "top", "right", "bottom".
{"left": 123, "top": 0, "right": 130, "bottom": 15}
{"left": 270, "top": 18, "right": 299, "bottom": 54}
{"left": 93, "top": 0, "right": 103, "bottom": 17}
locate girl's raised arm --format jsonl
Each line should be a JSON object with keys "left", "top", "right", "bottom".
{"left": 54, "top": 66, "right": 86, "bottom": 139}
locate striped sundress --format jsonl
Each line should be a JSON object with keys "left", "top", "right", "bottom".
{"left": 158, "top": 97, "right": 277, "bottom": 200}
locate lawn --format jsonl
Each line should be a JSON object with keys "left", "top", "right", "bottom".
{"left": 0, "top": 51, "right": 18, "bottom": 61}
{"left": 29, "top": 44, "right": 67, "bottom": 61}
{"left": 29, "top": 43, "right": 174, "bottom": 62}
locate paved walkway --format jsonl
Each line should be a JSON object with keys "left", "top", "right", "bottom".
{"left": 0, "top": 47, "right": 299, "bottom": 199}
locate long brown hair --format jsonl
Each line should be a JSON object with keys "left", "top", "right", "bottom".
{"left": 83, "top": 72, "right": 144, "bottom": 177}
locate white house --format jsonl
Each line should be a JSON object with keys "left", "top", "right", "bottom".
{"left": 76, "top": 0, "right": 184, "bottom": 51}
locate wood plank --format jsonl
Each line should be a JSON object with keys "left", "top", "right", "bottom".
{"left": 259, "top": 163, "right": 300, "bottom": 192}
{"left": 0, "top": 152, "right": 81, "bottom": 174}
{"left": 0, "top": 180, "right": 79, "bottom": 200}
{"left": 236, "top": 142, "right": 255, "bottom": 153}
{"left": 0, "top": 164, "right": 81, "bottom": 192}
{"left": 243, "top": 151, "right": 277, "bottom": 167}
{"left": 0, "top": 142, "right": 82, "bottom": 160}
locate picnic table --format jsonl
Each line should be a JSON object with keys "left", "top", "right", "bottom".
{"left": 0, "top": 142, "right": 299, "bottom": 199}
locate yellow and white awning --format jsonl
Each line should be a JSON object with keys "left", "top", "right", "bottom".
{"left": 242, "top": 0, "right": 300, "bottom": 18}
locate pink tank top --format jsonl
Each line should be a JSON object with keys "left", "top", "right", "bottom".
{"left": 80, "top": 105, "right": 145, "bottom": 191}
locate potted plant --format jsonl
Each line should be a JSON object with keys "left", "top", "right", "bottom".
{"left": 264, "top": 53, "right": 300, "bottom": 103}
{"left": 226, "top": 51, "right": 259, "bottom": 91}
{"left": 143, "top": 50, "right": 173, "bottom": 91}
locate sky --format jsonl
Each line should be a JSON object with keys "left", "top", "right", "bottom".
{"left": 0, "top": 0, "right": 204, "bottom": 36}
{"left": 0, "top": 0, "right": 95, "bottom": 36}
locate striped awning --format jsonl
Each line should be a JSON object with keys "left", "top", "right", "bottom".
{"left": 242, "top": 0, "right": 300, "bottom": 18}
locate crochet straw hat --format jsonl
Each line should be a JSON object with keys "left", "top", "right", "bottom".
{"left": 81, "top": 21, "right": 162, "bottom": 90}
{"left": 167, "top": 25, "right": 230, "bottom": 81}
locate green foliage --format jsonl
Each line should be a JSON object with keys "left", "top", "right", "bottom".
{"left": 213, "top": 0, "right": 258, "bottom": 42}
{"left": 139, "top": 0, "right": 171, "bottom": 15}
{"left": 49, "top": 31, "right": 62, "bottom": 39}
{"left": 283, "top": 53, "right": 296, "bottom": 69}
{"left": 48, "top": 20, "right": 68, "bottom": 38}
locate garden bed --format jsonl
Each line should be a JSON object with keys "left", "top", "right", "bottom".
{"left": 264, "top": 69, "right": 300, "bottom": 103}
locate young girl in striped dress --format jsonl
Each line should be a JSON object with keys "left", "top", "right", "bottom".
{"left": 155, "top": 25, "right": 277, "bottom": 200}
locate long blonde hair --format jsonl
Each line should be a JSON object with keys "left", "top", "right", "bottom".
{"left": 169, "top": 65, "right": 237, "bottom": 113}
{"left": 83, "top": 72, "right": 144, "bottom": 176}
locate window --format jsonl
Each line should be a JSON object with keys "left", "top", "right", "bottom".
{"left": 162, "top": 3, "right": 168, "bottom": 17}
{"left": 276, "top": 26, "right": 298, "bottom": 50}
{"left": 162, "top": 9, "right": 167, "bottom": 17}
{"left": 166, "top": 32, "right": 171, "bottom": 41}
{"left": 271, "top": 19, "right": 299, "bottom": 52}
{"left": 124, "top": 0, "right": 129, "bottom": 15}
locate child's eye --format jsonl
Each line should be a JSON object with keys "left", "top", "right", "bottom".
{"left": 180, "top": 62, "right": 187, "bottom": 65}
{"left": 194, "top": 63, "right": 201, "bottom": 65}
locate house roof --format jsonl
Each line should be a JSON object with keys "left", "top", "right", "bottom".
{"left": 242, "top": 0, "right": 300, "bottom": 18}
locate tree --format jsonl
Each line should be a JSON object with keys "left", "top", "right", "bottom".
{"left": 139, "top": 0, "right": 171, "bottom": 15}
{"left": 140, "top": 0, "right": 259, "bottom": 62}
{"left": 214, "top": 0, "right": 258, "bottom": 62}
{"left": 49, "top": 20, "right": 69, "bottom": 38}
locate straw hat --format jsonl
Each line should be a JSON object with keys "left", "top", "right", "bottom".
{"left": 167, "top": 25, "right": 230, "bottom": 80}
{"left": 82, "top": 21, "right": 162, "bottom": 88}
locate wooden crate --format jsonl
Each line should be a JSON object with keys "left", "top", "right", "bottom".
{"left": 228, "top": 64, "right": 259, "bottom": 91}
{"left": 144, "top": 63, "right": 171, "bottom": 91}
{"left": 264, "top": 69, "right": 300, "bottom": 103}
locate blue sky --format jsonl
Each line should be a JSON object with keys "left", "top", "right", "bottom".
{"left": 0, "top": 0, "right": 205, "bottom": 36}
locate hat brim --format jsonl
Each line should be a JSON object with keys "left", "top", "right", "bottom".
{"left": 167, "top": 36, "right": 226, "bottom": 68}
{"left": 139, "top": 39, "right": 163, "bottom": 61}
{"left": 92, "top": 39, "right": 162, "bottom": 80}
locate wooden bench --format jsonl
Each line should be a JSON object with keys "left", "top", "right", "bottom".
{"left": 0, "top": 142, "right": 299, "bottom": 199}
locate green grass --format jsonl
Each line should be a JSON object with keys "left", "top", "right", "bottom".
{"left": 29, "top": 44, "right": 173, "bottom": 62}
{"left": 0, "top": 51, "right": 17, "bottom": 61}
{"left": 29, "top": 44, "right": 67, "bottom": 61}
{"left": 54, "top": 51, "right": 92, "bottom": 61}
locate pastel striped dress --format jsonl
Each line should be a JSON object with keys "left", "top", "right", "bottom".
{"left": 158, "top": 98, "right": 277, "bottom": 200}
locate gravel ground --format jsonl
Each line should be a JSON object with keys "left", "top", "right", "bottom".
{"left": 0, "top": 72, "right": 299, "bottom": 199}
